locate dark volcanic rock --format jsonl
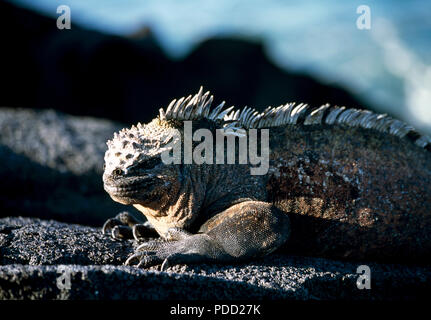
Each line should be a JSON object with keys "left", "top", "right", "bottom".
{"left": 0, "top": 217, "right": 133, "bottom": 266}
{"left": 0, "top": 217, "right": 430, "bottom": 300}
{"left": 0, "top": 108, "right": 125, "bottom": 226}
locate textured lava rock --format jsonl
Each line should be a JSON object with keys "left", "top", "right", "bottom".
{"left": 0, "top": 217, "right": 430, "bottom": 300}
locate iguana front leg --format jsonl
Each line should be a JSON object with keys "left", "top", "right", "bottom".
{"left": 125, "top": 201, "right": 291, "bottom": 270}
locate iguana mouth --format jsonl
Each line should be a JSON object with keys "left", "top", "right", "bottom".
{"left": 104, "top": 177, "right": 157, "bottom": 197}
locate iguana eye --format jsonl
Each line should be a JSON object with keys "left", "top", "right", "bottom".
{"left": 113, "top": 168, "right": 123, "bottom": 176}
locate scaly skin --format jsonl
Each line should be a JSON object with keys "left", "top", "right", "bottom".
{"left": 102, "top": 88, "right": 431, "bottom": 269}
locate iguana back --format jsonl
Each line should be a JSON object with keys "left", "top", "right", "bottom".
{"left": 266, "top": 124, "right": 431, "bottom": 262}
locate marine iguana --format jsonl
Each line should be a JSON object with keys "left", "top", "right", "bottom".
{"left": 102, "top": 87, "right": 431, "bottom": 269}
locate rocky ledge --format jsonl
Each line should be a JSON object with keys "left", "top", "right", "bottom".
{"left": 0, "top": 217, "right": 429, "bottom": 300}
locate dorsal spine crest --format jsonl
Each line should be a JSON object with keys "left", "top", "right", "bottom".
{"left": 153, "top": 87, "right": 430, "bottom": 149}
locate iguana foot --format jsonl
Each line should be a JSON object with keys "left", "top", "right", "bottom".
{"left": 102, "top": 211, "right": 157, "bottom": 240}
{"left": 124, "top": 228, "right": 230, "bottom": 270}
{"left": 124, "top": 201, "right": 291, "bottom": 270}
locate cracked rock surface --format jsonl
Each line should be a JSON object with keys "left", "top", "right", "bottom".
{"left": 1, "top": 217, "right": 430, "bottom": 300}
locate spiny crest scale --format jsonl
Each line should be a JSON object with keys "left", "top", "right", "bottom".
{"left": 106, "top": 87, "right": 430, "bottom": 167}
{"left": 158, "top": 86, "right": 233, "bottom": 123}
{"left": 104, "top": 119, "right": 180, "bottom": 173}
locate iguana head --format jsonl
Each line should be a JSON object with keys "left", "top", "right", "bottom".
{"left": 103, "top": 117, "right": 182, "bottom": 208}
{"left": 102, "top": 87, "right": 236, "bottom": 210}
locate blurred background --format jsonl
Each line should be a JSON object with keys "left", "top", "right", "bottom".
{"left": 0, "top": 0, "right": 430, "bottom": 226}
{"left": 2, "top": 0, "right": 431, "bottom": 130}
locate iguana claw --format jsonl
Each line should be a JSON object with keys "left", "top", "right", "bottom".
{"left": 102, "top": 211, "right": 157, "bottom": 240}
{"left": 123, "top": 228, "right": 230, "bottom": 269}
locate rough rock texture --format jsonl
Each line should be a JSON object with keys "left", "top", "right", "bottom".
{"left": 0, "top": 108, "right": 125, "bottom": 226}
{"left": 0, "top": 217, "right": 430, "bottom": 300}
